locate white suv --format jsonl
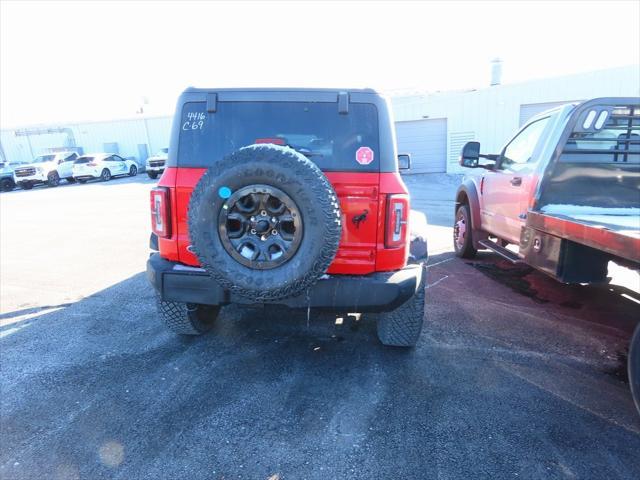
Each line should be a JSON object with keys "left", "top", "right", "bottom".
{"left": 13, "top": 151, "right": 79, "bottom": 189}
{"left": 72, "top": 153, "right": 139, "bottom": 183}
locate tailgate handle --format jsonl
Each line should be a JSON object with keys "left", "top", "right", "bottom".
{"left": 510, "top": 177, "right": 522, "bottom": 186}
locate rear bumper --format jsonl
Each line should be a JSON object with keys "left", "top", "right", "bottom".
{"left": 147, "top": 252, "right": 424, "bottom": 312}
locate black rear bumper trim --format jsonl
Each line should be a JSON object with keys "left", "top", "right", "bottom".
{"left": 147, "top": 253, "right": 423, "bottom": 312}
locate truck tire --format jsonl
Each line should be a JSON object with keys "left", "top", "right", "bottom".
{"left": 454, "top": 203, "right": 477, "bottom": 259}
{"left": 147, "top": 171, "right": 158, "bottom": 179}
{"left": 47, "top": 171, "right": 60, "bottom": 187}
{"left": 629, "top": 323, "right": 640, "bottom": 415}
{"left": 188, "top": 144, "right": 342, "bottom": 301}
{"left": 1, "top": 177, "right": 15, "bottom": 192}
{"left": 376, "top": 265, "right": 426, "bottom": 347}
{"left": 156, "top": 295, "right": 220, "bottom": 335}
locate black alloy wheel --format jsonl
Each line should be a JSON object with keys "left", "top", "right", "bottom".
{"left": 218, "top": 184, "right": 303, "bottom": 270}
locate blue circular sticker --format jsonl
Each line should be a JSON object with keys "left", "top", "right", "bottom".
{"left": 218, "top": 186, "right": 232, "bottom": 199}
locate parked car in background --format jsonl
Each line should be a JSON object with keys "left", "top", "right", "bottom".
{"left": 0, "top": 160, "right": 28, "bottom": 191}
{"left": 13, "top": 151, "right": 79, "bottom": 189}
{"left": 72, "top": 153, "right": 138, "bottom": 183}
{"left": 146, "top": 148, "right": 168, "bottom": 179}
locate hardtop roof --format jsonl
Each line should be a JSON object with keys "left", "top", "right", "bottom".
{"left": 182, "top": 87, "right": 380, "bottom": 95}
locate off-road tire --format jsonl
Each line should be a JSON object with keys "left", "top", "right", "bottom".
{"left": 147, "top": 171, "right": 158, "bottom": 179}
{"left": 376, "top": 265, "right": 426, "bottom": 347}
{"left": 454, "top": 203, "right": 477, "bottom": 259}
{"left": 47, "top": 171, "right": 60, "bottom": 187}
{"left": 101, "top": 169, "right": 111, "bottom": 182}
{"left": 66, "top": 177, "right": 76, "bottom": 184}
{"left": 188, "top": 144, "right": 342, "bottom": 302}
{"left": 129, "top": 165, "right": 138, "bottom": 176}
{"left": 629, "top": 324, "right": 640, "bottom": 415}
{"left": 1, "top": 178, "right": 15, "bottom": 192}
{"left": 156, "top": 295, "right": 220, "bottom": 335}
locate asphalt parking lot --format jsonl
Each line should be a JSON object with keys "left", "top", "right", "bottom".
{"left": 1, "top": 174, "right": 639, "bottom": 480}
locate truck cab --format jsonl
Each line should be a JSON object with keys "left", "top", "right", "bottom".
{"left": 13, "top": 151, "right": 79, "bottom": 189}
{"left": 455, "top": 97, "right": 639, "bottom": 283}
{"left": 463, "top": 105, "right": 570, "bottom": 244}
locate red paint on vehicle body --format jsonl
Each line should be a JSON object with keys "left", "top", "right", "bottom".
{"left": 157, "top": 167, "right": 410, "bottom": 274}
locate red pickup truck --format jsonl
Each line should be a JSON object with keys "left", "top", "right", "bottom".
{"left": 454, "top": 97, "right": 640, "bottom": 413}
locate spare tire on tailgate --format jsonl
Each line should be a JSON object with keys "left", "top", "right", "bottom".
{"left": 188, "top": 144, "right": 342, "bottom": 301}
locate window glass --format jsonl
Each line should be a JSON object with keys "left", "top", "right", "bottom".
{"left": 178, "top": 101, "right": 380, "bottom": 172}
{"left": 501, "top": 117, "right": 550, "bottom": 168}
{"left": 74, "top": 156, "right": 94, "bottom": 164}
{"left": 33, "top": 154, "right": 56, "bottom": 163}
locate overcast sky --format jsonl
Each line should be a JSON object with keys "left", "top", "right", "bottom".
{"left": 1, "top": 0, "right": 639, "bottom": 126}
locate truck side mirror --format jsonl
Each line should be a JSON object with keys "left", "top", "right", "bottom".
{"left": 459, "top": 141, "right": 480, "bottom": 168}
{"left": 398, "top": 154, "right": 411, "bottom": 171}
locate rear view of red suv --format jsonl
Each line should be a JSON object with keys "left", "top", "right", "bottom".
{"left": 147, "top": 88, "right": 427, "bottom": 346}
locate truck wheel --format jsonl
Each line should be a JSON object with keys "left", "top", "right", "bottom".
{"left": 147, "top": 171, "right": 158, "bottom": 180}
{"left": 188, "top": 144, "right": 342, "bottom": 301}
{"left": 47, "top": 171, "right": 60, "bottom": 187}
{"left": 66, "top": 177, "right": 76, "bottom": 184}
{"left": 1, "top": 178, "right": 15, "bottom": 192}
{"left": 629, "top": 324, "right": 640, "bottom": 415}
{"left": 19, "top": 183, "right": 33, "bottom": 190}
{"left": 376, "top": 265, "right": 426, "bottom": 347}
{"left": 454, "top": 203, "right": 477, "bottom": 259}
{"left": 129, "top": 165, "right": 138, "bottom": 176}
{"left": 156, "top": 295, "right": 220, "bottom": 335}
{"left": 101, "top": 169, "right": 111, "bottom": 181}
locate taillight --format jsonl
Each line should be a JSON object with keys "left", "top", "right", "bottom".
{"left": 150, "top": 187, "right": 171, "bottom": 237}
{"left": 385, "top": 194, "right": 409, "bottom": 248}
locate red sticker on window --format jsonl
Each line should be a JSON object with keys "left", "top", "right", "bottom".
{"left": 355, "top": 146, "right": 374, "bottom": 165}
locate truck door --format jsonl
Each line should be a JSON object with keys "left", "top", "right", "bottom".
{"left": 481, "top": 116, "right": 550, "bottom": 244}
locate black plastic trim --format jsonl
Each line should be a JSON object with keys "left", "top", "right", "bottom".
{"left": 147, "top": 253, "right": 422, "bottom": 312}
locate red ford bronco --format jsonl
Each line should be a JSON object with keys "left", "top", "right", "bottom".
{"left": 147, "top": 88, "right": 427, "bottom": 346}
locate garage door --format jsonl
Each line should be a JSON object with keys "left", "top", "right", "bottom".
{"left": 519, "top": 101, "right": 581, "bottom": 126}
{"left": 395, "top": 119, "right": 447, "bottom": 174}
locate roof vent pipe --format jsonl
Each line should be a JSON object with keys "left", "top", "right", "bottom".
{"left": 490, "top": 58, "right": 503, "bottom": 86}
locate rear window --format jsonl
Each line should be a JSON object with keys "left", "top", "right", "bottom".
{"left": 178, "top": 101, "right": 380, "bottom": 172}
{"left": 74, "top": 157, "right": 94, "bottom": 164}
